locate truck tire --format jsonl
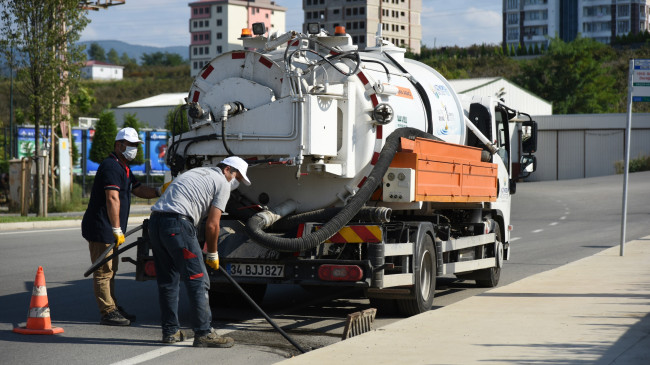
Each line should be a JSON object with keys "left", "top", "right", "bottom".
{"left": 475, "top": 222, "right": 502, "bottom": 288}
{"left": 397, "top": 234, "right": 436, "bottom": 316}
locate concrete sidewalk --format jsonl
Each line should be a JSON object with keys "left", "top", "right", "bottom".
{"left": 279, "top": 237, "right": 650, "bottom": 365}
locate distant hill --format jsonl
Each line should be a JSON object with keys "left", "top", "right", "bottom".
{"left": 79, "top": 40, "right": 188, "bottom": 64}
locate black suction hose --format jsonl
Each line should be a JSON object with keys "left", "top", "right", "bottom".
{"left": 218, "top": 266, "right": 307, "bottom": 354}
{"left": 271, "top": 206, "right": 392, "bottom": 232}
{"left": 245, "top": 127, "right": 440, "bottom": 252}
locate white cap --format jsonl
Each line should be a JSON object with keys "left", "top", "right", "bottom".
{"left": 116, "top": 127, "right": 143, "bottom": 144}
{"left": 221, "top": 156, "right": 251, "bottom": 186}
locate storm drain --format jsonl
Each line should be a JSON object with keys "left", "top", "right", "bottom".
{"left": 341, "top": 308, "right": 377, "bottom": 340}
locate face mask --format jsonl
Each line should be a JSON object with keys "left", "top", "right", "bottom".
{"left": 230, "top": 178, "right": 240, "bottom": 191}
{"left": 122, "top": 146, "right": 138, "bottom": 161}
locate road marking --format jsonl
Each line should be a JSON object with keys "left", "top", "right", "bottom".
{"left": 510, "top": 237, "right": 521, "bottom": 242}
{"left": 111, "top": 328, "right": 235, "bottom": 365}
{"left": 549, "top": 222, "right": 558, "bottom": 226}
{"left": 560, "top": 216, "right": 567, "bottom": 220}
{"left": 532, "top": 229, "right": 544, "bottom": 233}
{"left": 0, "top": 227, "right": 79, "bottom": 235}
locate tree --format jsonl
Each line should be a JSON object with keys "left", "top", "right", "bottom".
{"left": 165, "top": 105, "right": 189, "bottom": 136}
{"left": 1, "top": 0, "right": 89, "bottom": 216}
{"left": 70, "top": 86, "right": 96, "bottom": 119}
{"left": 88, "top": 42, "right": 106, "bottom": 62}
{"left": 141, "top": 51, "right": 186, "bottom": 67}
{"left": 107, "top": 48, "right": 119, "bottom": 64}
{"left": 122, "top": 113, "right": 144, "bottom": 165}
{"left": 514, "top": 36, "right": 617, "bottom": 114}
{"left": 90, "top": 110, "right": 117, "bottom": 164}
{"left": 119, "top": 52, "right": 136, "bottom": 66}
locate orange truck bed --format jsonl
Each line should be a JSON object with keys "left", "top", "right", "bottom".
{"left": 389, "top": 137, "right": 498, "bottom": 203}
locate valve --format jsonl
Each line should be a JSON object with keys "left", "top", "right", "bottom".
{"left": 372, "top": 103, "right": 394, "bottom": 125}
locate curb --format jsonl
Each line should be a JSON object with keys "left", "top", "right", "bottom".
{"left": 0, "top": 216, "right": 149, "bottom": 232}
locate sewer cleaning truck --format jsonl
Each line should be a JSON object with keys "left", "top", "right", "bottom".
{"left": 130, "top": 24, "right": 538, "bottom": 316}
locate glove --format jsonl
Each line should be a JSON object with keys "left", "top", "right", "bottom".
{"left": 205, "top": 252, "right": 219, "bottom": 270}
{"left": 112, "top": 227, "right": 125, "bottom": 248}
{"left": 156, "top": 180, "right": 172, "bottom": 197}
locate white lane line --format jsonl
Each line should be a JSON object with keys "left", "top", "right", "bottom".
{"left": 549, "top": 222, "right": 558, "bottom": 226}
{"left": 111, "top": 328, "right": 236, "bottom": 365}
{"left": 560, "top": 216, "right": 567, "bottom": 220}
{"left": 0, "top": 227, "right": 79, "bottom": 235}
{"left": 532, "top": 229, "right": 544, "bottom": 233}
{"left": 510, "top": 237, "right": 521, "bottom": 242}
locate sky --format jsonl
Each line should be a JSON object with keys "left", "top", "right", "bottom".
{"left": 81, "top": 0, "right": 503, "bottom": 48}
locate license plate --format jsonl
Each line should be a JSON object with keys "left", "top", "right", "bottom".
{"left": 226, "top": 263, "right": 284, "bottom": 278}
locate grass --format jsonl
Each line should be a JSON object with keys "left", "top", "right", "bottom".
{"left": 0, "top": 215, "right": 82, "bottom": 223}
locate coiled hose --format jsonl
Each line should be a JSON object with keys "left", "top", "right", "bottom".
{"left": 245, "top": 127, "right": 440, "bottom": 252}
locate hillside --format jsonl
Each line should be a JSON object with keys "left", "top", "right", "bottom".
{"left": 79, "top": 40, "right": 188, "bottom": 63}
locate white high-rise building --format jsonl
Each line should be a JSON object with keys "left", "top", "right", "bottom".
{"left": 503, "top": 0, "right": 650, "bottom": 51}
{"left": 188, "top": 0, "right": 287, "bottom": 76}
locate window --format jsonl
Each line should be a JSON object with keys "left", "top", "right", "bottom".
{"left": 199, "top": 7, "right": 203, "bottom": 14}
{"left": 307, "top": 12, "right": 312, "bottom": 19}
{"left": 193, "top": 48, "right": 198, "bottom": 55}
{"left": 217, "top": 32, "right": 222, "bottom": 39}
{"left": 353, "top": 8, "right": 358, "bottom": 16}
{"left": 217, "top": 46, "right": 222, "bottom": 53}
{"left": 199, "top": 47, "right": 203, "bottom": 55}
{"left": 617, "top": 5, "right": 629, "bottom": 17}
{"left": 359, "top": 35, "right": 365, "bottom": 43}
{"left": 360, "top": 21, "right": 365, "bottom": 29}
{"left": 199, "top": 34, "right": 203, "bottom": 40}
{"left": 217, "top": 6, "right": 222, "bottom": 13}
{"left": 360, "top": 8, "right": 365, "bottom": 15}
{"left": 507, "top": 13, "right": 519, "bottom": 25}
{"left": 205, "top": 7, "right": 210, "bottom": 15}
{"left": 193, "top": 61, "right": 198, "bottom": 69}
{"left": 205, "top": 46, "right": 209, "bottom": 54}
{"left": 193, "top": 34, "right": 198, "bottom": 41}
{"left": 346, "top": 8, "right": 351, "bottom": 16}
{"left": 507, "top": 28, "right": 519, "bottom": 40}
{"left": 333, "top": 9, "right": 340, "bottom": 14}
{"left": 217, "top": 19, "right": 222, "bottom": 26}
{"left": 193, "top": 8, "right": 197, "bottom": 15}
{"left": 193, "top": 21, "right": 198, "bottom": 28}
{"left": 618, "top": 20, "right": 629, "bottom": 33}
{"left": 352, "top": 35, "right": 358, "bottom": 43}
{"left": 507, "top": 0, "right": 518, "bottom": 9}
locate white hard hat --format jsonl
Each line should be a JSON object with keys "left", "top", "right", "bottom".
{"left": 116, "top": 127, "right": 143, "bottom": 144}
{"left": 221, "top": 156, "right": 251, "bottom": 186}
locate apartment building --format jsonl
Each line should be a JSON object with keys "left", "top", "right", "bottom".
{"left": 303, "top": 0, "right": 422, "bottom": 54}
{"left": 188, "top": 0, "right": 287, "bottom": 76}
{"left": 503, "top": 0, "right": 650, "bottom": 51}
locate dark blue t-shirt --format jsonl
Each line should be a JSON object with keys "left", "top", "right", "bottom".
{"left": 82, "top": 152, "right": 141, "bottom": 244}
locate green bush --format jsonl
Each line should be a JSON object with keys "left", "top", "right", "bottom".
{"left": 615, "top": 154, "right": 650, "bottom": 174}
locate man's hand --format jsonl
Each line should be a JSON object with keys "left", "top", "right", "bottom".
{"left": 112, "top": 227, "right": 125, "bottom": 248}
{"left": 156, "top": 180, "right": 172, "bottom": 197}
{"left": 205, "top": 252, "right": 219, "bottom": 270}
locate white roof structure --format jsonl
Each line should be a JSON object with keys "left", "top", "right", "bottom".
{"left": 448, "top": 77, "right": 552, "bottom": 116}
{"left": 117, "top": 93, "right": 187, "bottom": 108}
{"left": 112, "top": 93, "right": 188, "bottom": 128}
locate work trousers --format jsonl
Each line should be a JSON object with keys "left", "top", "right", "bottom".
{"left": 88, "top": 241, "right": 119, "bottom": 316}
{"left": 148, "top": 213, "right": 212, "bottom": 337}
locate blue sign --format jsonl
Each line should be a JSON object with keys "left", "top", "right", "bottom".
{"left": 86, "top": 129, "right": 100, "bottom": 175}
{"left": 149, "top": 131, "right": 170, "bottom": 175}
{"left": 17, "top": 127, "right": 50, "bottom": 158}
{"left": 72, "top": 129, "right": 83, "bottom": 174}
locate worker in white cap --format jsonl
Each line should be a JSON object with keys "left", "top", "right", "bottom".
{"left": 82, "top": 127, "right": 164, "bottom": 326}
{"left": 149, "top": 156, "right": 250, "bottom": 347}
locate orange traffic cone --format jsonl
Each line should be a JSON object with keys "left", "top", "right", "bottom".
{"left": 13, "top": 266, "right": 64, "bottom": 335}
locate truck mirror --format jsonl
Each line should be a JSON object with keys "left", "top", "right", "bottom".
{"left": 522, "top": 120, "right": 537, "bottom": 154}
{"left": 519, "top": 155, "right": 537, "bottom": 178}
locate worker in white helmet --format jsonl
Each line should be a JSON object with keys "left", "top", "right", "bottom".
{"left": 148, "top": 156, "right": 251, "bottom": 347}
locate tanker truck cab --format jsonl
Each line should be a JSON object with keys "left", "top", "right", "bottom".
{"left": 128, "top": 25, "right": 539, "bottom": 316}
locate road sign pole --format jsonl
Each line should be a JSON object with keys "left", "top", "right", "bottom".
{"left": 620, "top": 59, "right": 634, "bottom": 257}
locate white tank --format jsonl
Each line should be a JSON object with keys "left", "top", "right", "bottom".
{"left": 171, "top": 32, "right": 467, "bottom": 212}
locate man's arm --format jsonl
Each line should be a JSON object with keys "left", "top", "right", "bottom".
{"left": 132, "top": 184, "right": 158, "bottom": 199}
{"left": 105, "top": 189, "right": 121, "bottom": 229}
{"left": 204, "top": 205, "right": 222, "bottom": 254}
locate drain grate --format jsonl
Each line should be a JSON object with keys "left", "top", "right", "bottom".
{"left": 341, "top": 308, "right": 377, "bottom": 340}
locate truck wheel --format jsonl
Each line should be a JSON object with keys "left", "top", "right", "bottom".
{"left": 209, "top": 284, "right": 267, "bottom": 308}
{"left": 397, "top": 234, "right": 436, "bottom": 316}
{"left": 475, "top": 222, "right": 502, "bottom": 288}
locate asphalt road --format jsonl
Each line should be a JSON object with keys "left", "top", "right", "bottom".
{"left": 1, "top": 172, "right": 649, "bottom": 364}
